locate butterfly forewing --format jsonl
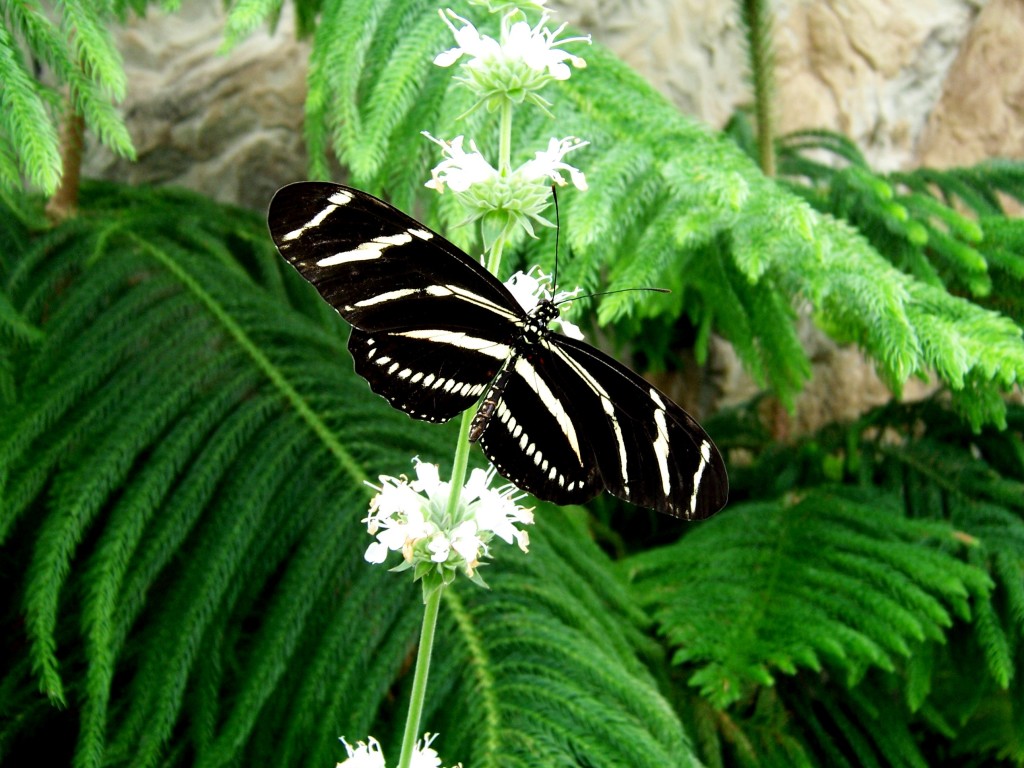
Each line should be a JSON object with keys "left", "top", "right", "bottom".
{"left": 268, "top": 182, "right": 729, "bottom": 519}
{"left": 269, "top": 182, "right": 522, "bottom": 333}
{"left": 270, "top": 182, "right": 524, "bottom": 421}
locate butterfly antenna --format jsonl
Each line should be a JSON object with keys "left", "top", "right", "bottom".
{"left": 551, "top": 184, "right": 560, "bottom": 294}
{"left": 548, "top": 185, "right": 669, "bottom": 308}
{"left": 561, "top": 286, "right": 670, "bottom": 308}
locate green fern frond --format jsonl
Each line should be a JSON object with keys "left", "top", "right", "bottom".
{"left": 713, "top": 396, "right": 1024, "bottom": 765}
{"left": 625, "top": 488, "right": 990, "bottom": 709}
{"left": 65, "top": 63, "right": 136, "bottom": 160}
{"left": 0, "top": 21, "right": 62, "bottom": 191}
{"left": 0, "top": 133, "right": 20, "bottom": 189}
{"left": 358, "top": 2, "right": 450, "bottom": 182}
{"left": 1, "top": 0, "right": 137, "bottom": 191}
{"left": 60, "top": 0, "right": 128, "bottom": 100}
{"left": 777, "top": 130, "right": 1024, "bottom": 315}
{"left": 787, "top": 672, "right": 929, "bottom": 768}
{"left": 0, "top": 290, "right": 43, "bottom": 345}
{"left": 221, "top": 0, "right": 286, "bottom": 51}
{"left": 780, "top": 128, "right": 869, "bottom": 169}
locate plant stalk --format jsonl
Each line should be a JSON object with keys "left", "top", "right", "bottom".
{"left": 396, "top": 585, "right": 442, "bottom": 768}
{"left": 45, "top": 97, "right": 85, "bottom": 222}
{"left": 740, "top": 0, "right": 777, "bottom": 177}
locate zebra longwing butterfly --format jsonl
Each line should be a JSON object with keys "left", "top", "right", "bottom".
{"left": 268, "top": 182, "right": 728, "bottom": 520}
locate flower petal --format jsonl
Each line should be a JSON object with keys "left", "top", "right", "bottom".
{"left": 364, "top": 541, "right": 389, "bottom": 564}
{"left": 433, "top": 47, "right": 464, "bottom": 67}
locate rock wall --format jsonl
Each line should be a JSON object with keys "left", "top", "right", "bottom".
{"left": 84, "top": 2, "right": 310, "bottom": 211}
{"left": 774, "top": 0, "right": 984, "bottom": 170}
{"left": 918, "top": 0, "right": 1024, "bottom": 167}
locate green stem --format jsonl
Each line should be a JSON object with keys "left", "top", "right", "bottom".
{"left": 740, "top": 0, "right": 776, "bottom": 177}
{"left": 498, "top": 100, "right": 513, "bottom": 175}
{"left": 445, "top": 410, "right": 474, "bottom": 520}
{"left": 485, "top": 231, "right": 506, "bottom": 276}
{"left": 410, "top": 66, "right": 518, "bottom": 768}
{"left": 397, "top": 585, "right": 443, "bottom": 768}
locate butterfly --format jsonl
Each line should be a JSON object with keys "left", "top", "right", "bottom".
{"left": 268, "top": 182, "right": 728, "bottom": 519}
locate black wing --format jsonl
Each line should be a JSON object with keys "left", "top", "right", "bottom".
{"left": 269, "top": 182, "right": 524, "bottom": 422}
{"left": 269, "top": 182, "right": 728, "bottom": 518}
{"left": 477, "top": 335, "right": 728, "bottom": 520}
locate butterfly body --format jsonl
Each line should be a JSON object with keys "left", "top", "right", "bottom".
{"left": 269, "top": 182, "right": 728, "bottom": 519}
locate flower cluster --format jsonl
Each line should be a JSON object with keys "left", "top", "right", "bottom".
{"left": 363, "top": 458, "right": 534, "bottom": 589}
{"left": 424, "top": 133, "right": 587, "bottom": 238}
{"left": 424, "top": 3, "right": 591, "bottom": 248}
{"left": 337, "top": 733, "right": 460, "bottom": 768}
{"left": 434, "top": 8, "right": 589, "bottom": 114}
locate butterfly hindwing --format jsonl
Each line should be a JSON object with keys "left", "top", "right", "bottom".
{"left": 547, "top": 336, "right": 727, "bottom": 519}
{"left": 476, "top": 350, "right": 600, "bottom": 505}
{"left": 477, "top": 335, "right": 727, "bottom": 519}
{"left": 349, "top": 327, "right": 505, "bottom": 423}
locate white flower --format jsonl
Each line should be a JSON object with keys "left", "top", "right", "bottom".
{"left": 506, "top": 15, "right": 588, "bottom": 80}
{"left": 337, "top": 736, "right": 385, "bottom": 768}
{"left": 337, "top": 733, "right": 461, "bottom": 768}
{"left": 450, "top": 520, "right": 486, "bottom": 566}
{"left": 423, "top": 133, "right": 587, "bottom": 196}
{"left": 433, "top": 11, "right": 500, "bottom": 69}
{"left": 422, "top": 133, "right": 498, "bottom": 194}
{"left": 412, "top": 732, "right": 463, "bottom": 768}
{"left": 435, "top": 10, "right": 589, "bottom": 77}
{"left": 506, "top": 267, "right": 585, "bottom": 340}
{"left": 434, "top": 9, "right": 590, "bottom": 114}
{"left": 422, "top": 133, "right": 587, "bottom": 240}
{"left": 363, "top": 458, "right": 534, "bottom": 585}
{"left": 518, "top": 136, "right": 589, "bottom": 191}
{"left": 363, "top": 467, "right": 439, "bottom": 565}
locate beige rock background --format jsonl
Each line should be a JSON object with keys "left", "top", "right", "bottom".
{"left": 918, "top": 0, "right": 1024, "bottom": 166}
{"left": 84, "top": 2, "right": 310, "bottom": 211}
{"left": 82, "top": 0, "right": 1024, "bottom": 429}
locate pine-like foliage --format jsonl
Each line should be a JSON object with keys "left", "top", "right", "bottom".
{"left": 3, "top": 2, "right": 1023, "bottom": 766}
{"left": 222, "top": 0, "right": 1023, "bottom": 425}
{"left": 4, "top": 183, "right": 1021, "bottom": 766}
{"left": 627, "top": 398, "right": 1024, "bottom": 766}
{"left": 0, "top": 0, "right": 160, "bottom": 193}
{"left": 771, "top": 128, "right": 1024, "bottom": 319}
{"left": 737, "top": 123, "right": 1024, "bottom": 427}
{"left": 0, "top": 183, "right": 702, "bottom": 767}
